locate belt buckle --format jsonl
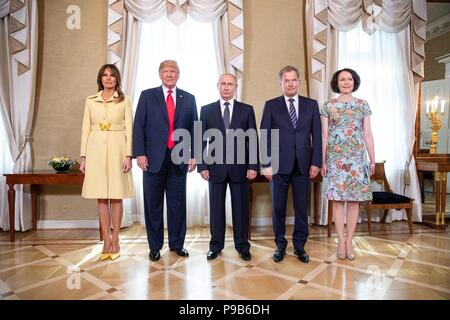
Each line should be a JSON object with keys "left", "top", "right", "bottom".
{"left": 100, "top": 123, "right": 110, "bottom": 131}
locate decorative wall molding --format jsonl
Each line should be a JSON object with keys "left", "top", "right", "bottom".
{"left": 107, "top": 0, "right": 125, "bottom": 70}
{"left": 37, "top": 220, "right": 99, "bottom": 229}
{"left": 9, "top": 0, "right": 31, "bottom": 75}
{"left": 227, "top": 0, "right": 244, "bottom": 81}
{"left": 426, "top": 13, "right": 450, "bottom": 41}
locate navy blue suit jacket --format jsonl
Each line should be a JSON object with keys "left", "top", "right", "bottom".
{"left": 260, "top": 95, "right": 322, "bottom": 175}
{"left": 197, "top": 100, "right": 259, "bottom": 183}
{"left": 133, "top": 86, "right": 198, "bottom": 173}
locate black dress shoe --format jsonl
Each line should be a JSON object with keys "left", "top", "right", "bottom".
{"left": 294, "top": 248, "right": 309, "bottom": 263}
{"left": 272, "top": 246, "right": 286, "bottom": 263}
{"left": 170, "top": 248, "right": 189, "bottom": 257}
{"left": 206, "top": 250, "right": 219, "bottom": 260}
{"left": 149, "top": 249, "right": 161, "bottom": 261}
{"left": 239, "top": 250, "right": 251, "bottom": 261}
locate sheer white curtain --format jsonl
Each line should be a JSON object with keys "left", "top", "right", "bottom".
{"left": 128, "top": 14, "right": 224, "bottom": 226}
{"left": 0, "top": 111, "right": 14, "bottom": 230}
{"left": 0, "top": 0, "right": 38, "bottom": 231}
{"left": 338, "top": 23, "right": 422, "bottom": 222}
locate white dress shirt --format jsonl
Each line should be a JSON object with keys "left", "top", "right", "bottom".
{"left": 284, "top": 95, "right": 298, "bottom": 118}
{"left": 220, "top": 98, "right": 234, "bottom": 118}
{"left": 162, "top": 85, "right": 177, "bottom": 108}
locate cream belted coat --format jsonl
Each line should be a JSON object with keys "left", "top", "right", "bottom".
{"left": 80, "top": 91, "right": 134, "bottom": 199}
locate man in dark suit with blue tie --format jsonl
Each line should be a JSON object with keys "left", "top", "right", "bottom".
{"left": 198, "top": 74, "right": 258, "bottom": 261}
{"left": 133, "top": 60, "right": 198, "bottom": 261}
{"left": 260, "top": 65, "right": 322, "bottom": 263}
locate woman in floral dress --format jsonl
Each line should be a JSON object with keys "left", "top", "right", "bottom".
{"left": 321, "top": 68, "right": 375, "bottom": 260}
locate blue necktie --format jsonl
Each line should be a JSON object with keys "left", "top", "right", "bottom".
{"left": 223, "top": 102, "right": 230, "bottom": 129}
{"left": 288, "top": 98, "right": 298, "bottom": 128}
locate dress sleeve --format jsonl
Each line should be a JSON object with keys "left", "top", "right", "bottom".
{"left": 80, "top": 98, "right": 91, "bottom": 157}
{"left": 320, "top": 101, "right": 329, "bottom": 118}
{"left": 124, "top": 96, "right": 133, "bottom": 157}
{"left": 362, "top": 100, "right": 372, "bottom": 117}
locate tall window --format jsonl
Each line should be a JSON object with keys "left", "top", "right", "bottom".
{"left": 0, "top": 112, "right": 13, "bottom": 229}
{"left": 130, "top": 15, "right": 220, "bottom": 226}
{"left": 133, "top": 14, "right": 220, "bottom": 111}
{"left": 338, "top": 23, "right": 415, "bottom": 219}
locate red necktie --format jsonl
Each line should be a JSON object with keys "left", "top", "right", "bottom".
{"left": 166, "top": 89, "right": 175, "bottom": 149}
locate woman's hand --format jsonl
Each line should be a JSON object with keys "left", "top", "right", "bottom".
{"left": 79, "top": 157, "right": 85, "bottom": 174}
{"left": 321, "top": 163, "right": 327, "bottom": 177}
{"left": 370, "top": 163, "right": 376, "bottom": 176}
{"left": 122, "top": 156, "right": 132, "bottom": 173}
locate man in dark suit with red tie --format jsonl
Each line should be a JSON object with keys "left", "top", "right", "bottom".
{"left": 197, "top": 74, "right": 258, "bottom": 261}
{"left": 260, "top": 66, "right": 322, "bottom": 263}
{"left": 133, "top": 60, "right": 198, "bottom": 261}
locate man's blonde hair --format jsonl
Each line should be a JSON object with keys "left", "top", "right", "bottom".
{"left": 159, "top": 60, "right": 180, "bottom": 73}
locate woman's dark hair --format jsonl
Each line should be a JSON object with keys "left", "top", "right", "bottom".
{"left": 96, "top": 64, "right": 125, "bottom": 102}
{"left": 330, "top": 68, "right": 360, "bottom": 93}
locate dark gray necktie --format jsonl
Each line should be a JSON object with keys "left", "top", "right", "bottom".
{"left": 288, "top": 98, "right": 298, "bottom": 128}
{"left": 223, "top": 102, "right": 230, "bottom": 129}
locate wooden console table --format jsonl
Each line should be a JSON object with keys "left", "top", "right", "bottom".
{"left": 416, "top": 154, "right": 450, "bottom": 230}
{"left": 4, "top": 171, "right": 85, "bottom": 242}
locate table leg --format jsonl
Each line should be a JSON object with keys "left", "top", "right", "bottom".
{"left": 7, "top": 184, "right": 15, "bottom": 242}
{"left": 435, "top": 172, "right": 441, "bottom": 226}
{"left": 418, "top": 171, "right": 424, "bottom": 203}
{"left": 441, "top": 172, "right": 447, "bottom": 226}
{"left": 30, "top": 184, "right": 38, "bottom": 231}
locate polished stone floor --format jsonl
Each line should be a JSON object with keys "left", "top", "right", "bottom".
{"left": 0, "top": 220, "right": 449, "bottom": 300}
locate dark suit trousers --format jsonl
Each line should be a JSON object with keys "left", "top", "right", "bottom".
{"left": 270, "top": 160, "right": 310, "bottom": 250}
{"left": 143, "top": 148, "right": 187, "bottom": 251}
{"left": 209, "top": 175, "right": 251, "bottom": 253}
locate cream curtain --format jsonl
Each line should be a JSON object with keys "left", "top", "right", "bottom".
{"left": 0, "top": 0, "right": 38, "bottom": 231}
{"left": 110, "top": 0, "right": 244, "bottom": 226}
{"left": 305, "top": 0, "right": 426, "bottom": 225}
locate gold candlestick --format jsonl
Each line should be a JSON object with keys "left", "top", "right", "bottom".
{"left": 425, "top": 96, "right": 446, "bottom": 154}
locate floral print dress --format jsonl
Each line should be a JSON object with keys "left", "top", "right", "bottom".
{"left": 321, "top": 98, "right": 372, "bottom": 201}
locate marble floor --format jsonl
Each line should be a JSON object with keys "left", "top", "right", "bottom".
{"left": 0, "top": 220, "right": 449, "bottom": 300}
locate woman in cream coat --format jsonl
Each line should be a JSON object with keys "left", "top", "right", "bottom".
{"left": 80, "top": 64, "right": 134, "bottom": 261}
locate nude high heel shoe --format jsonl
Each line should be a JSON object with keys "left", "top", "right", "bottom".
{"left": 346, "top": 239, "right": 356, "bottom": 261}
{"left": 336, "top": 240, "right": 346, "bottom": 260}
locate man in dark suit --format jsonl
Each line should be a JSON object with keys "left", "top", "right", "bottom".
{"left": 198, "top": 73, "right": 258, "bottom": 261}
{"left": 133, "top": 60, "right": 198, "bottom": 261}
{"left": 260, "top": 65, "right": 321, "bottom": 263}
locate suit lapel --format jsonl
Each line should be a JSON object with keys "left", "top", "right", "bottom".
{"left": 174, "top": 89, "right": 184, "bottom": 123}
{"left": 157, "top": 86, "right": 168, "bottom": 122}
{"left": 297, "top": 95, "right": 306, "bottom": 129}
{"left": 229, "top": 101, "right": 241, "bottom": 129}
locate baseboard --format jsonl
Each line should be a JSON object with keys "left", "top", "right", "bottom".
{"left": 37, "top": 217, "right": 293, "bottom": 229}
{"left": 37, "top": 220, "right": 99, "bottom": 229}
{"left": 251, "top": 217, "right": 294, "bottom": 227}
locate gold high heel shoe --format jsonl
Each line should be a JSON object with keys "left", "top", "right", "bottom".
{"left": 110, "top": 241, "right": 120, "bottom": 260}
{"left": 99, "top": 253, "right": 111, "bottom": 261}
{"left": 110, "top": 252, "right": 120, "bottom": 260}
